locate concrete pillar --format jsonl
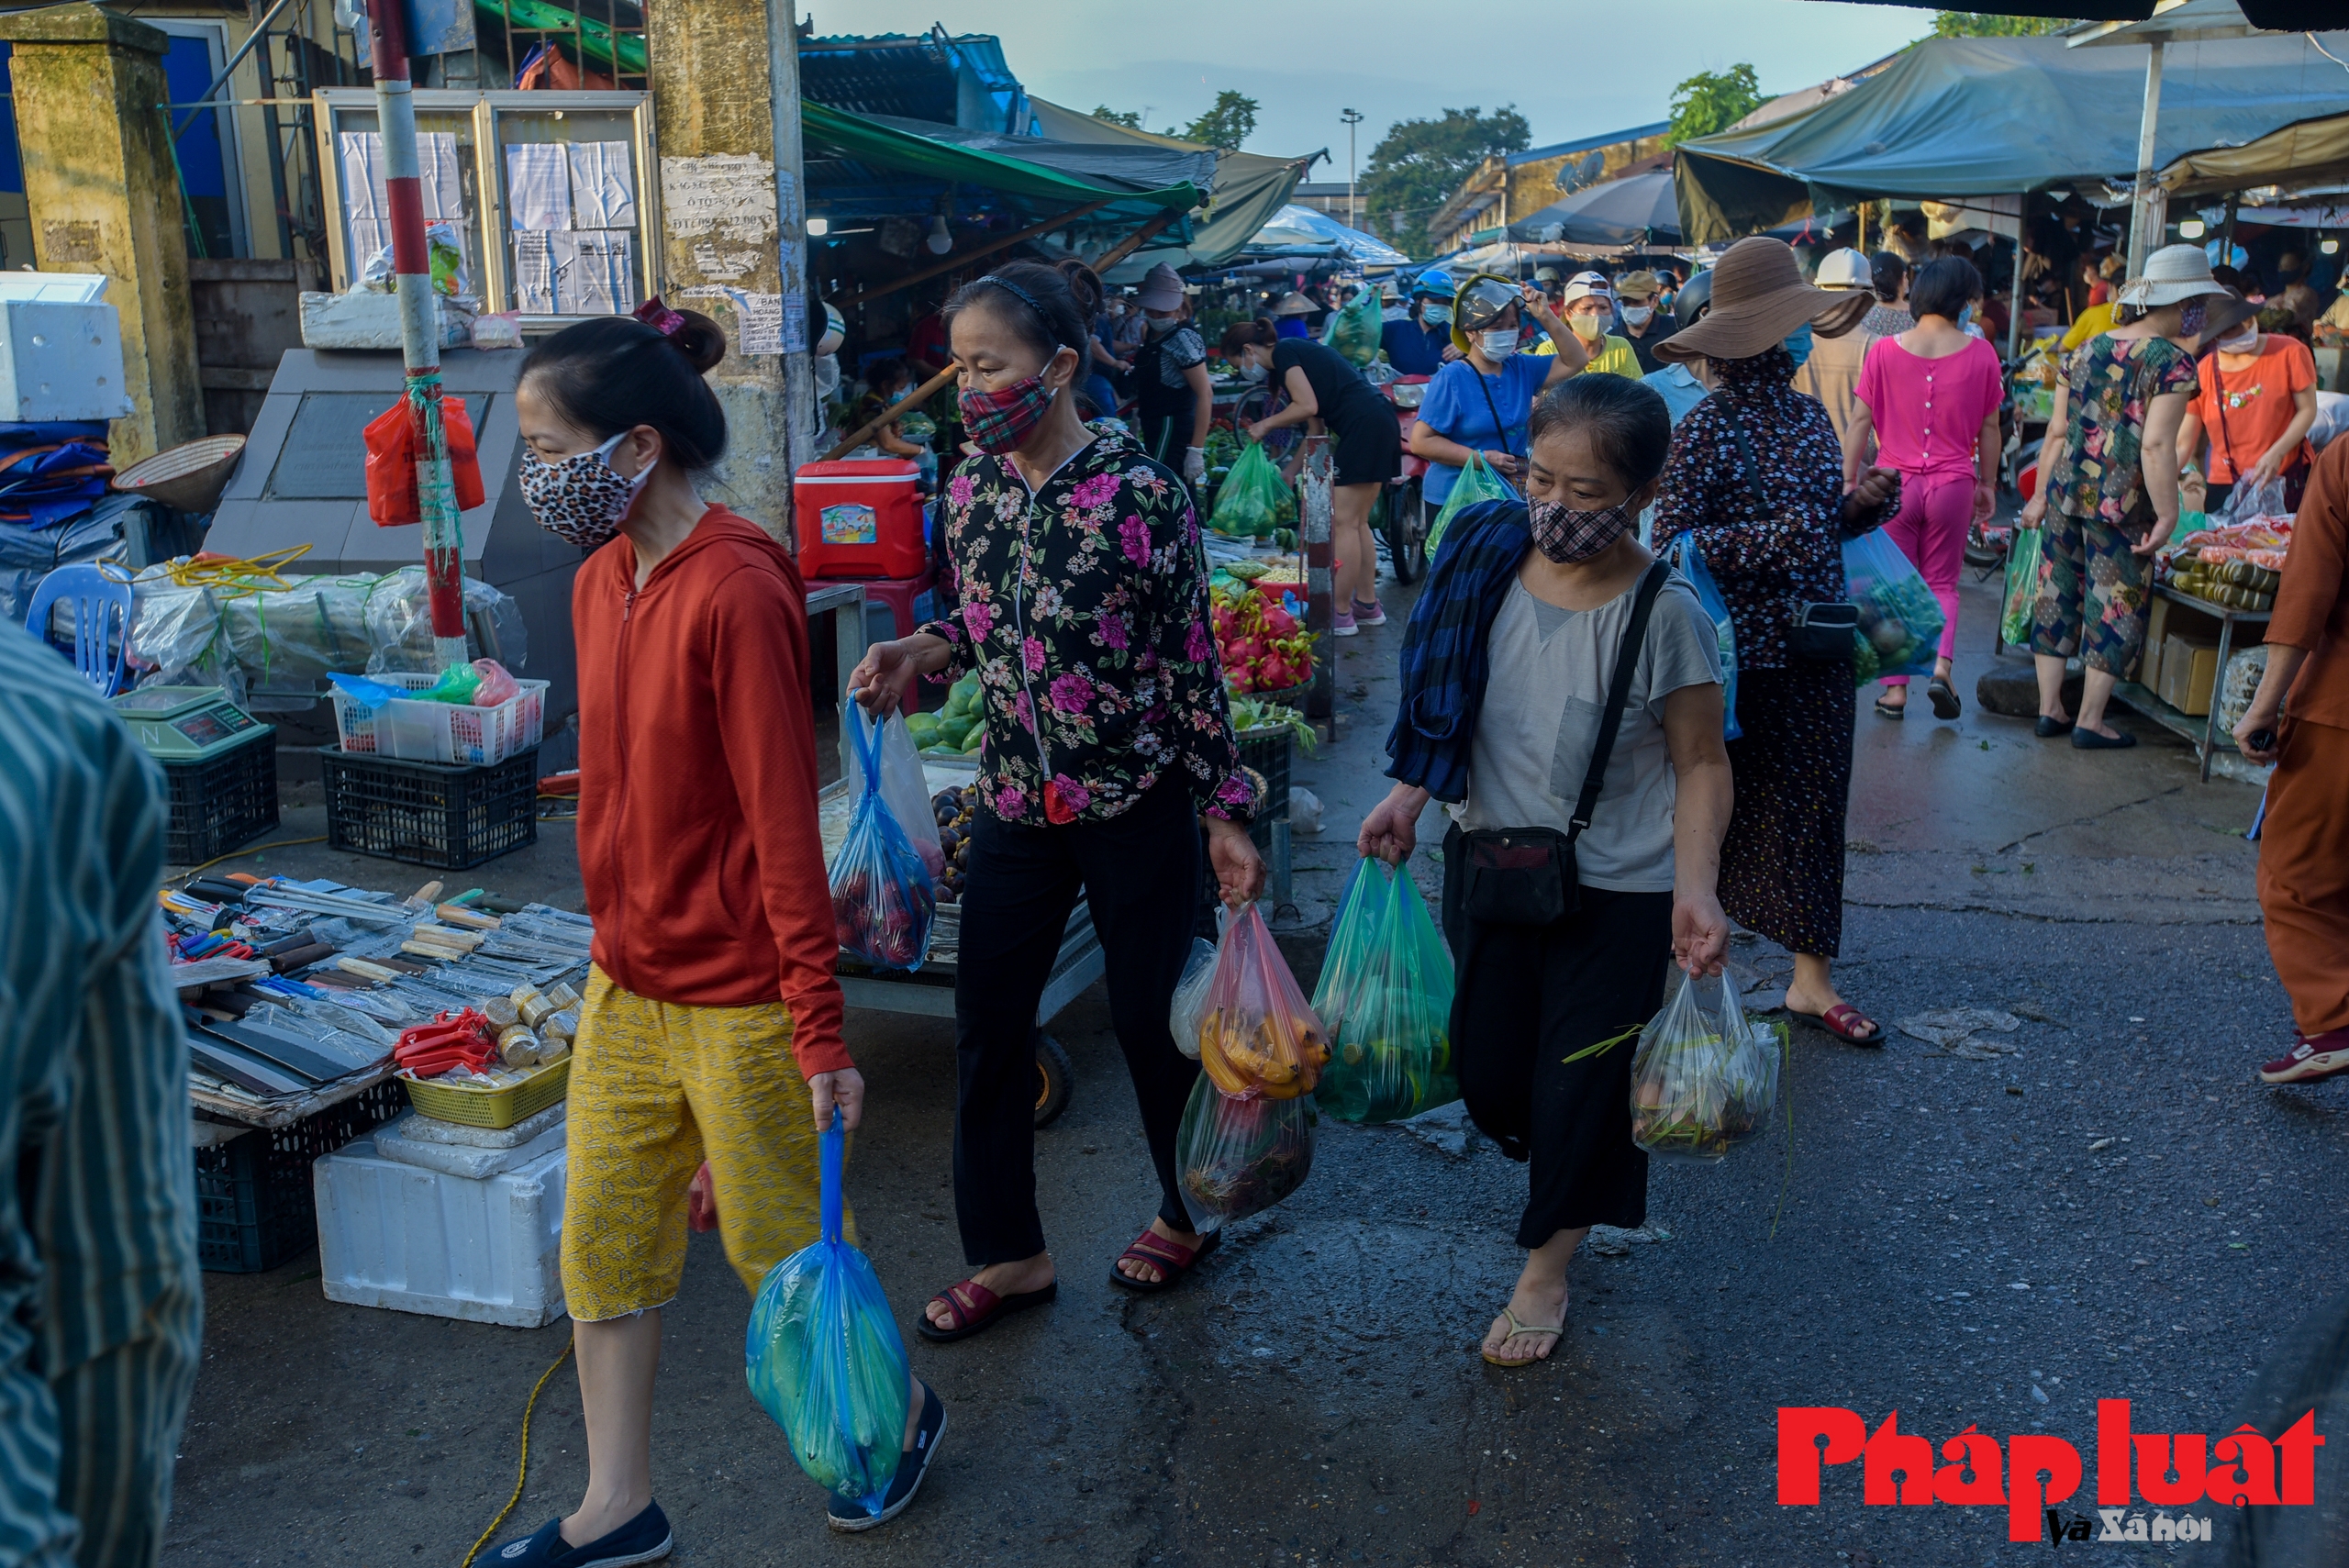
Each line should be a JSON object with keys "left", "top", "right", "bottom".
{"left": 644, "top": 0, "right": 814, "bottom": 545}
{"left": 0, "top": 4, "right": 204, "bottom": 466}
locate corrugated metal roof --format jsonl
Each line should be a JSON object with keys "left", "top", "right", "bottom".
{"left": 1507, "top": 122, "right": 1671, "bottom": 167}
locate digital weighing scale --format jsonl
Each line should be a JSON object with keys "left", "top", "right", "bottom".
{"left": 112, "top": 685, "right": 275, "bottom": 761}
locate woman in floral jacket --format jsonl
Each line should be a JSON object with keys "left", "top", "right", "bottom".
{"left": 852, "top": 261, "right": 1264, "bottom": 1341}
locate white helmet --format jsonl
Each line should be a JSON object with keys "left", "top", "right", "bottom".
{"left": 815, "top": 302, "right": 846, "bottom": 358}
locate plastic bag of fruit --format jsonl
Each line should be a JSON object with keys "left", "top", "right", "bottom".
{"left": 1311, "top": 858, "right": 1459, "bottom": 1124}
{"left": 1842, "top": 528, "right": 1944, "bottom": 684}
{"left": 1208, "top": 441, "right": 1294, "bottom": 538}
{"left": 829, "top": 706, "right": 938, "bottom": 969}
{"left": 1197, "top": 903, "right": 1330, "bottom": 1100}
{"left": 1629, "top": 970, "right": 1779, "bottom": 1163}
{"left": 1169, "top": 934, "right": 1219, "bottom": 1060}
{"left": 1175, "top": 1070, "right": 1317, "bottom": 1230}
{"left": 848, "top": 705, "right": 944, "bottom": 879}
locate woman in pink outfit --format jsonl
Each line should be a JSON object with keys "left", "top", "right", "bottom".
{"left": 1842, "top": 257, "right": 2005, "bottom": 720}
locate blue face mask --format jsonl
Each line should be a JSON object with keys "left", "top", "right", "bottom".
{"left": 1957, "top": 305, "right": 1976, "bottom": 333}
{"left": 1782, "top": 323, "right": 1814, "bottom": 372}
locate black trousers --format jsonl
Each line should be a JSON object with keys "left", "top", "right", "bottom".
{"left": 1443, "top": 827, "right": 1673, "bottom": 1249}
{"left": 952, "top": 779, "right": 1203, "bottom": 1264}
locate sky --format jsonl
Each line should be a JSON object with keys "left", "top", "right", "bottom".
{"left": 801, "top": 1, "right": 1948, "bottom": 174}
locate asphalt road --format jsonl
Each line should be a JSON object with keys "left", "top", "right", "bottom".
{"left": 164, "top": 572, "right": 2321, "bottom": 1568}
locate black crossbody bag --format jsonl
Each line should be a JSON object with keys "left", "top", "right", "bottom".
{"left": 1722, "top": 405, "right": 1859, "bottom": 666}
{"left": 1458, "top": 561, "right": 1668, "bottom": 926}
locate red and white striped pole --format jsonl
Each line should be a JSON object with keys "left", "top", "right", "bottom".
{"left": 366, "top": 0, "right": 467, "bottom": 671}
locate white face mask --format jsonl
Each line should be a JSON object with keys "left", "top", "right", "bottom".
{"left": 1240, "top": 360, "right": 1267, "bottom": 383}
{"left": 1566, "top": 313, "right": 1605, "bottom": 342}
{"left": 1620, "top": 305, "right": 1653, "bottom": 328}
{"left": 2216, "top": 327, "right": 2259, "bottom": 354}
{"left": 1479, "top": 328, "right": 1520, "bottom": 360}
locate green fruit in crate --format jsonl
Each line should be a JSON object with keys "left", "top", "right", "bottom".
{"left": 905, "top": 712, "right": 939, "bottom": 740}
{"left": 937, "top": 715, "right": 975, "bottom": 749}
{"left": 961, "top": 727, "right": 985, "bottom": 753}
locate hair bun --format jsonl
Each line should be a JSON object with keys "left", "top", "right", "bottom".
{"left": 667, "top": 308, "right": 726, "bottom": 374}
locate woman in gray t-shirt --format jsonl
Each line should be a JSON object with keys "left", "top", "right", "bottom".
{"left": 1361, "top": 374, "right": 1734, "bottom": 1370}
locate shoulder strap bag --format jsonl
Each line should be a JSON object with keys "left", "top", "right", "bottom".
{"left": 1457, "top": 561, "right": 1668, "bottom": 927}
{"left": 1722, "top": 399, "right": 1859, "bottom": 667}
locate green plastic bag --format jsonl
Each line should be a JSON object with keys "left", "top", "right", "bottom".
{"left": 2001, "top": 527, "right": 2043, "bottom": 648}
{"left": 1208, "top": 441, "right": 1296, "bottom": 538}
{"left": 1322, "top": 284, "right": 1383, "bottom": 367}
{"left": 1310, "top": 858, "right": 1459, "bottom": 1124}
{"left": 1423, "top": 451, "right": 1517, "bottom": 556}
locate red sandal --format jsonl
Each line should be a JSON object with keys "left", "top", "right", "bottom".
{"left": 1108, "top": 1226, "right": 1220, "bottom": 1295}
{"left": 914, "top": 1276, "right": 1058, "bottom": 1343}
{"left": 1795, "top": 1002, "right": 1883, "bottom": 1046}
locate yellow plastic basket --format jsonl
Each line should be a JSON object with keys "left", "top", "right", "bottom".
{"left": 398, "top": 1056, "right": 571, "bottom": 1129}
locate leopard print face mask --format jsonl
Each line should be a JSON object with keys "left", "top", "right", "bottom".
{"left": 519, "top": 431, "right": 654, "bottom": 549}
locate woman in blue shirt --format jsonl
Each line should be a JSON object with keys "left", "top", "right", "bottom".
{"left": 1408, "top": 277, "right": 1586, "bottom": 507}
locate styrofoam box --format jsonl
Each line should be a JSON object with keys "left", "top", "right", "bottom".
{"left": 314, "top": 1132, "right": 567, "bottom": 1328}
{"left": 0, "top": 300, "right": 134, "bottom": 422}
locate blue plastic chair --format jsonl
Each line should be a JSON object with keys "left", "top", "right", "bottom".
{"left": 22, "top": 563, "right": 134, "bottom": 696}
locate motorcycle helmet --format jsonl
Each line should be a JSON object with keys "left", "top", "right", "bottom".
{"left": 1450, "top": 272, "right": 1525, "bottom": 355}
{"left": 815, "top": 302, "right": 847, "bottom": 357}
{"left": 1671, "top": 271, "right": 1713, "bottom": 332}
{"left": 1411, "top": 266, "right": 1456, "bottom": 300}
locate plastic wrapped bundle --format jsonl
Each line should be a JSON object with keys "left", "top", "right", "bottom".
{"left": 1629, "top": 971, "right": 1781, "bottom": 1163}
{"left": 1311, "top": 858, "right": 1458, "bottom": 1124}
{"left": 362, "top": 566, "right": 528, "bottom": 676}
{"left": 1197, "top": 903, "right": 1330, "bottom": 1100}
{"left": 745, "top": 1123, "right": 911, "bottom": 1519}
{"left": 829, "top": 706, "right": 937, "bottom": 969}
{"left": 1176, "top": 1070, "right": 1316, "bottom": 1230}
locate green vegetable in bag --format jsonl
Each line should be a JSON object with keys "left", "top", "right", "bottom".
{"left": 1424, "top": 451, "right": 1517, "bottom": 556}
{"left": 2001, "top": 528, "right": 2043, "bottom": 648}
{"left": 1321, "top": 284, "right": 1384, "bottom": 368}
{"left": 1208, "top": 442, "right": 1296, "bottom": 539}
{"left": 1629, "top": 971, "right": 1779, "bottom": 1163}
{"left": 1311, "top": 858, "right": 1459, "bottom": 1124}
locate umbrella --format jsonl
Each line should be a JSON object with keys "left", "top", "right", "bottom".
{"left": 1508, "top": 171, "right": 1681, "bottom": 247}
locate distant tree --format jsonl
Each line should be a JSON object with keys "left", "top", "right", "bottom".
{"left": 1664, "top": 64, "right": 1765, "bottom": 149}
{"left": 1932, "top": 11, "right": 2074, "bottom": 35}
{"left": 1181, "top": 90, "right": 1260, "bottom": 151}
{"left": 1362, "top": 106, "right": 1532, "bottom": 259}
{"left": 1091, "top": 105, "right": 1143, "bottom": 128}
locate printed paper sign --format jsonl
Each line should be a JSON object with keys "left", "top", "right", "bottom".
{"left": 782, "top": 290, "right": 807, "bottom": 354}
{"left": 661, "top": 153, "right": 776, "bottom": 245}
{"left": 735, "top": 292, "right": 784, "bottom": 356}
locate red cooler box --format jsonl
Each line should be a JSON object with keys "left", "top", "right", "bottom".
{"left": 794, "top": 459, "right": 925, "bottom": 579}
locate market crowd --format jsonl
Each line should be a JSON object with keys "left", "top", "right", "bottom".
{"left": 6, "top": 207, "right": 2347, "bottom": 1567}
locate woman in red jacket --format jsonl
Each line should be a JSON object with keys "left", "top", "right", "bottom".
{"left": 488, "top": 303, "right": 941, "bottom": 1563}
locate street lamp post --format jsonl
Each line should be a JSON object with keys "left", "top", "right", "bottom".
{"left": 1341, "top": 107, "right": 1364, "bottom": 229}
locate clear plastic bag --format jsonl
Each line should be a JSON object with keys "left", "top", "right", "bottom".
{"left": 362, "top": 567, "right": 528, "bottom": 675}
{"left": 2217, "top": 473, "right": 2290, "bottom": 527}
{"left": 1197, "top": 903, "right": 1331, "bottom": 1101}
{"left": 844, "top": 706, "right": 945, "bottom": 881}
{"left": 1310, "top": 858, "right": 1459, "bottom": 1124}
{"left": 1665, "top": 535, "right": 1740, "bottom": 740}
{"left": 1169, "top": 935, "right": 1219, "bottom": 1061}
{"left": 744, "top": 1123, "right": 911, "bottom": 1519}
{"left": 1842, "top": 528, "right": 1946, "bottom": 684}
{"left": 1629, "top": 970, "right": 1780, "bottom": 1164}
{"left": 1424, "top": 451, "right": 1518, "bottom": 557}
{"left": 1176, "top": 1070, "right": 1317, "bottom": 1231}
{"left": 829, "top": 706, "right": 938, "bottom": 969}
{"left": 2001, "top": 527, "right": 2043, "bottom": 649}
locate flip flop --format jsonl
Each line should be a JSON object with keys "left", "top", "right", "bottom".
{"left": 1480, "top": 1307, "right": 1564, "bottom": 1368}
{"left": 1927, "top": 675, "right": 1962, "bottom": 720}
{"left": 1794, "top": 1002, "right": 1883, "bottom": 1046}
{"left": 1108, "top": 1226, "right": 1220, "bottom": 1294}
{"left": 1873, "top": 696, "right": 1906, "bottom": 720}
{"left": 915, "top": 1277, "right": 1058, "bottom": 1342}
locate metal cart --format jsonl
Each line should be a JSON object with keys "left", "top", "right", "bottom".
{"left": 2110, "top": 584, "right": 2270, "bottom": 784}
{"left": 807, "top": 584, "right": 1103, "bottom": 1125}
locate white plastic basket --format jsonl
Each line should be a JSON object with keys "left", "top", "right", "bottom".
{"left": 330, "top": 672, "right": 548, "bottom": 767}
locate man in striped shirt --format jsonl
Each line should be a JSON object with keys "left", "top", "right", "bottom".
{"left": 2, "top": 623, "right": 202, "bottom": 1567}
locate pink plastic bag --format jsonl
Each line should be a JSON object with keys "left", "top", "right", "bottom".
{"left": 1197, "top": 903, "right": 1330, "bottom": 1101}
{"left": 470, "top": 659, "right": 521, "bottom": 706}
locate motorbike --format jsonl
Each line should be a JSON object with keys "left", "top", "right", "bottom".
{"left": 1381, "top": 374, "right": 1433, "bottom": 584}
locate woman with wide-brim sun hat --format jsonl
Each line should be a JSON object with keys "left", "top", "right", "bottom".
{"left": 1651, "top": 236, "right": 1903, "bottom": 1049}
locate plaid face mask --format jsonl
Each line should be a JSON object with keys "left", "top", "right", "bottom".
{"left": 960, "top": 372, "right": 1056, "bottom": 455}
{"left": 1528, "top": 496, "right": 1633, "bottom": 564}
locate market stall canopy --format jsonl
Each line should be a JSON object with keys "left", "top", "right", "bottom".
{"left": 1508, "top": 171, "right": 1680, "bottom": 246}
{"left": 1241, "top": 204, "right": 1411, "bottom": 266}
{"left": 1028, "top": 97, "right": 1311, "bottom": 273}
{"left": 1673, "top": 29, "right": 2349, "bottom": 243}
{"left": 798, "top": 30, "right": 1033, "bottom": 133}
{"left": 2161, "top": 112, "right": 2349, "bottom": 201}
{"left": 802, "top": 100, "right": 1203, "bottom": 235}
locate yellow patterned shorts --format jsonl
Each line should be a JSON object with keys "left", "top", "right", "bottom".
{"left": 562, "top": 965, "right": 843, "bottom": 1321}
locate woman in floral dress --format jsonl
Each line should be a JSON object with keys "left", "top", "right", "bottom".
{"left": 2019, "top": 243, "right": 2221, "bottom": 750}
{"left": 851, "top": 262, "right": 1264, "bottom": 1340}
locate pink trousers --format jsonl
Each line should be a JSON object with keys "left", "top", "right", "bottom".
{"left": 1876, "top": 468, "right": 1971, "bottom": 686}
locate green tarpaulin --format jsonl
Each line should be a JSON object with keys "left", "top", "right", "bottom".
{"left": 1027, "top": 97, "right": 1309, "bottom": 273}
{"left": 1675, "top": 30, "right": 2349, "bottom": 243}
{"left": 803, "top": 100, "right": 1201, "bottom": 219}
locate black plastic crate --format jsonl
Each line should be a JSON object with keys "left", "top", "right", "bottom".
{"left": 195, "top": 1079, "right": 406, "bottom": 1273}
{"left": 161, "top": 729, "right": 280, "bottom": 866}
{"left": 319, "top": 745, "right": 539, "bottom": 870}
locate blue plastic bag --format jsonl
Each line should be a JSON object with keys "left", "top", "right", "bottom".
{"left": 829, "top": 705, "right": 938, "bottom": 970}
{"left": 1665, "top": 535, "right": 1741, "bottom": 741}
{"left": 1842, "top": 529, "right": 1946, "bottom": 684}
{"left": 745, "top": 1122, "right": 911, "bottom": 1518}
